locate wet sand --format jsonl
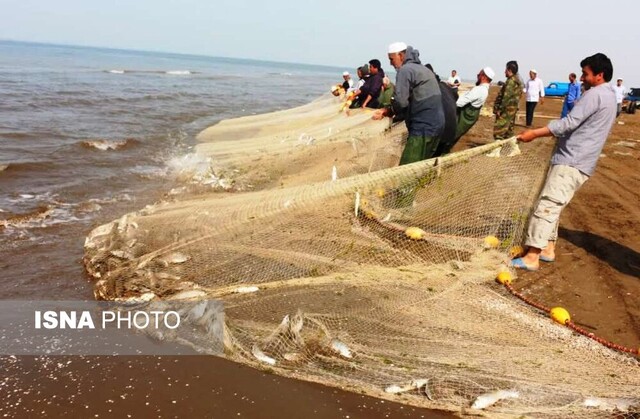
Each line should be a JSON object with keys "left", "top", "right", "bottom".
{"left": 2, "top": 355, "right": 454, "bottom": 418}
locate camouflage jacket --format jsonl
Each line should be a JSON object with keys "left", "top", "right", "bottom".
{"left": 493, "top": 74, "right": 523, "bottom": 116}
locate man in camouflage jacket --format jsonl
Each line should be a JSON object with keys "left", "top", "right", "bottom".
{"left": 493, "top": 61, "right": 523, "bottom": 139}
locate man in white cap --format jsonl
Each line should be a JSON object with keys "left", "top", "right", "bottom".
{"left": 341, "top": 71, "right": 354, "bottom": 92}
{"left": 524, "top": 69, "right": 545, "bottom": 127}
{"left": 612, "top": 77, "right": 627, "bottom": 116}
{"left": 435, "top": 67, "right": 494, "bottom": 154}
{"left": 373, "top": 41, "right": 444, "bottom": 165}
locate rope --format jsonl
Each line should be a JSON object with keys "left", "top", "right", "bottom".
{"left": 503, "top": 283, "right": 639, "bottom": 357}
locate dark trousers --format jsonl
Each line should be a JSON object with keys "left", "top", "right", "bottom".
{"left": 525, "top": 101, "right": 537, "bottom": 126}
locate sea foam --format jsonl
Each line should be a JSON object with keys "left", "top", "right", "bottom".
{"left": 82, "top": 139, "right": 130, "bottom": 151}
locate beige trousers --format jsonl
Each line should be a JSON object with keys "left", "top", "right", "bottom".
{"left": 525, "top": 165, "right": 589, "bottom": 249}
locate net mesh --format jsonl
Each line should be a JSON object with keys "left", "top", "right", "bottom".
{"left": 84, "top": 94, "right": 640, "bottom": 417}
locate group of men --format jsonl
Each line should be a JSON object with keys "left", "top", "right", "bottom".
{"left": 336, "top": 60, "right": 394, "bottom": 110}
{"left": 362, "top": 42, "right": 618, "bottom": 273}
{"left": 365, "top": 42, "right": 496, "bottom": 164}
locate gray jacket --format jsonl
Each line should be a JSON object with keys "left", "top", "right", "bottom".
{"left": 392, "top": 46, "right": 444, "bottom": 137}
{"left": 548, "top": 83, "right": 616, "bottom": 176}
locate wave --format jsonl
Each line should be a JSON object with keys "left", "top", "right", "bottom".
{"left": 104, "top": 69, "right": 198, "bottom": 75}
{"left": 0, "top": 205, "right": 55, "bottom": 230}
{"left": 81, "top": 138, "right": 137, "bottom": 151}
{"left": 0, "top": 161, "right": 57, "bottom": 175}
{"left": 0, "top": 193, "right": 129, "bottom": 232}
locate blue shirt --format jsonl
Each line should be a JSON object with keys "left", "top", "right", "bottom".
{"left": 566, "top": 82, "right": 581, "bottom": 104}
{"left": 548, "top": 83, "right": 616, "bottom": 176}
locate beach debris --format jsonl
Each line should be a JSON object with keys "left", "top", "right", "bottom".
{"left": 0, "top": 164, "right": 8, "bottom": 172}
{"left": 471, "top": 389, "right": 520, "bottom": 410}
{"left": 331, "top": 165, "right": 338, "bottom": 181}
{"left": 232, "top": 286, "right": 260, "bottom": 294}
{"left": 583, "top": 396, "right": 640, "bottom": 412}
{"left": 252, "top": 345, "right": 277, "bottom": 366}
{"left": 283, "top": 199, "right": 293, "bottom": 208}
{"left": 298, "top": 133, "right": 315, "bottom": 145}
{"left": 329, "top": 338, "right": 352, "bottom": 358}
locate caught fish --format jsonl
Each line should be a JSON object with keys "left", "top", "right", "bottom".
{"left": 155, "top": 272, "right": 181, "bottom": 281}
{"left": 471, "top": 389, "right": 519, "bottom": 410}
{"left": 331, "top": 165, "right": 338, "bottom": 181}
{"left": 385, "top": 379, "right": 432, "bottom": 398}
{"left": 330, "top": 338, "right": 352, "bottom": 358}
{"left": 110, "top": 249, "right": 133, "bottom": 260}
{"left": 252, "top": 345, "right": 276, "bottom": 366}
{"left": 354, "top": 192, "right": 360, "bottom": 218}
{"left": 160, "top": 252, "right": 190, "bottom": 265}
{"left": 283, "top": 352, "right": 302, "bottom": 362}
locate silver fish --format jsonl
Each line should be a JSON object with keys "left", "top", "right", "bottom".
{"left": 471, "top": 389, "right": 519, "bottom": 410}
{"left": 252, "top": 345, "right": 276, "bottom": 366}
{"left": 330, "top": 338, "right": 352, "bottom": 358}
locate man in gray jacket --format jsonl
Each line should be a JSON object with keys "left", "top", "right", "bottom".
{"left": 511, "top": 53, "right": 617, "bottom": 271}
{"left": 374, "top": 42, "right": 444, "bottom": 165}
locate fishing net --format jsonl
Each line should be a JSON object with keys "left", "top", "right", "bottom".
{"left": 84, "top": 94, "right": 640, "bottom": 418}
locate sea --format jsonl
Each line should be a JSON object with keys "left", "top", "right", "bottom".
{"left": 0, "top": 40, "right": 341, "bottom": 299}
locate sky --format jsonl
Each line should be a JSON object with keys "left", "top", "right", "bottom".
{"left": 1, "top": 0, "right": 638, "bottom": 85}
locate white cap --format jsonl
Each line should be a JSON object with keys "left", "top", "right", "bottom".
{"left": 387, "top": 42, "right": 408, "bottom": 54}
{"left": 343, "top": 71, "right": 350, "bottom": 76}
{"left": 617, "top": 77, "right": 623, "bottom": 81}
{"left": 482, "top": 66, "right": 495, "bottom": 80}
{"left": 530, "top": 69, "right": 537, "bottom": 73}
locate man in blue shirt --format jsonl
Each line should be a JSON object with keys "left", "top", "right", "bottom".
{"left": 561, "top": 73, "right": 581, "bottom": 118}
